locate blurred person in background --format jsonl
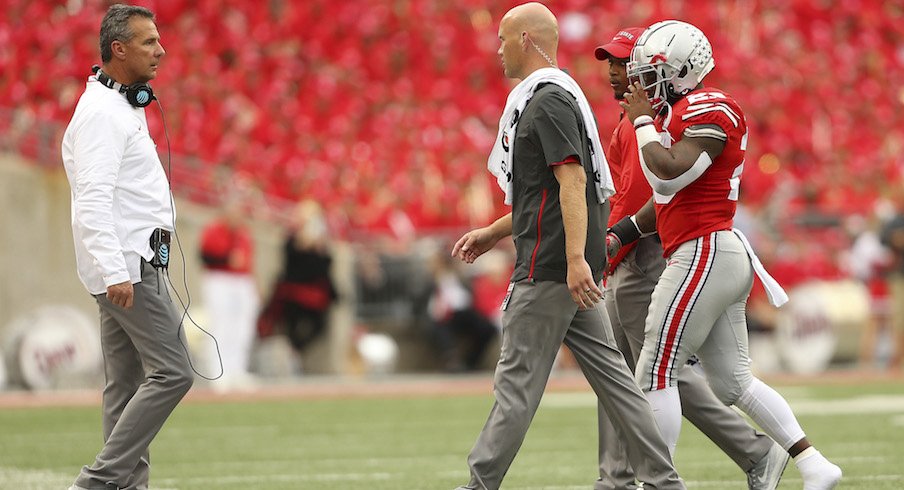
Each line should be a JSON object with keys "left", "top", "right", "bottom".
{"left": 451, "top": 4, "right": 683, "bottom": 489}
{"left": 258, "top": 200, "right": 337, "bottom": 369}
{"left": 425, "top": 250, "right": 497, "bottom": 372}
{"left": 880, "top": 195, "right": 904, "bottom": 369}
{"left": 199, "top": 197, "right": 259, "bottom": 390}
{"left": 841, "top": 215, "right": 892, "bottom": 369}
{"left": 593, "top": 26, "right": 786, "bottom": 490}
{"left": 61, "top": 5, "right": 193, "bottom": 489}
{"left": 469, "top": 249, "right": 513, "bottom": 331}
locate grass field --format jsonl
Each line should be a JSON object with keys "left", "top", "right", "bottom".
{"left": 1, "top": 374, "right": 903, "bottom": 489}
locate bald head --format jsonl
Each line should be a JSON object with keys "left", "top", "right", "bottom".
{"left": 503, "top": 2, "right": 558, "bottom": 47}
{"left": 498, "top": 2, "right": 559, "bottom": 79}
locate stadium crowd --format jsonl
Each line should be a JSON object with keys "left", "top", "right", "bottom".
{"left": 1, "top": 0, "right": 903, "bottom": 346}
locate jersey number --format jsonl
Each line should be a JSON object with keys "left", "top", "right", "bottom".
{"left": 686, "top": 91, "right": 726, "bottom": 104}
{"left": 728, "top": 161, "right": 743, "bottom": 201}
{"left": 728, "top": 129, "right": 748, "bottom": 201}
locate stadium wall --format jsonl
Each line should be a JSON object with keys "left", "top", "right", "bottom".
{"left": 0, "top": 153, "right": 354, "bottom": 386}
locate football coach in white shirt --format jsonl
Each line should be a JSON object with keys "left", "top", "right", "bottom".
{"left": 62, "top": 5, "right": 193, "bottom": 490}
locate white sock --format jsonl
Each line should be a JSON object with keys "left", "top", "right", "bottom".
{"left": 735, "top": 377, "right": 805, "bottom": 450}
{"left": 795, "top": 447, "right": 843, "bottom": 490}
{"left": 646, "top": 386, "right": 681, "bottom": 457}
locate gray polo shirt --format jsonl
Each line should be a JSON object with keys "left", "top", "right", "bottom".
{"left": 509, "top": 83, "right": 608, "bottom": 284}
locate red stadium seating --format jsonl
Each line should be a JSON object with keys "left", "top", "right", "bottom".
{"left": 1, "top": 0, "right": 902, "bottom": 241}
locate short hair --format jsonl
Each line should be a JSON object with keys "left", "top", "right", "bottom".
{"left": 99, "top": 4, "right": 155, "bottom": 63}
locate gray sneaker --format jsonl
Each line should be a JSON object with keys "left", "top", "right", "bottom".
{"left": 747, "top": 443, "right": 790, "bottom": 490}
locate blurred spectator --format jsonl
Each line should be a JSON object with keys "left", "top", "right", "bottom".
{"left": 425, "top": 249, "right": 497, "bottom": 372}
{"left": 257, "top": 200, "right": 337, "bottom": 366}
{"left": 880, "top": 200, "right": 904, "bottom": 369}
{"left": 199, "top": 198, "right": 259, "bottom": 389}
{"left": 841, "top": 215, "right": 892, "bottom": 368}
{"left": 470, "top": 249, "right": 514, "bottom": 329}
{"left": 355, "top": 247, "right": 390, "bottom": 310}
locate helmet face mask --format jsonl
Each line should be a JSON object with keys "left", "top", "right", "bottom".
{"left": 627, "top": 59, "right": 672, "bottom": 110}
{"left": 627, "top": 20, "right": 715, "bottom": 111}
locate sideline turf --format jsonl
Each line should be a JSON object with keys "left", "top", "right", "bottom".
{"left": 1, "top": 380, "right": 902, "bottom": 489}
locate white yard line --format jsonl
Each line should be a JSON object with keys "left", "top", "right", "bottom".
{"left": 0, "top": 467, "right": 71, "bottom": 490}
{"left": 0, "top": 466, "right": 175, "bottom": 490}
{"left": 4, "top": 465, "right": 903, "bottom": 489}
{"left": 785, "top": 395, "right": 904, "bottom": 415}
{"left": 1, "top": 430, "right": 96, "bottom": 442}
{"left": 163, "top": 424, "right": 282, "bottom": 436}
{"left": 155, "top": 471, "right": 395, "bottom": 485}
{"left": 541, "top": 392, "right": 904, "bottom": 415}
{"left": 0, "top": 466, "right": 393, "bottom": 489}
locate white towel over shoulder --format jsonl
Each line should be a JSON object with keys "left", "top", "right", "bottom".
{"left": 487, "top": 67, "right": 615, "bottom": 206}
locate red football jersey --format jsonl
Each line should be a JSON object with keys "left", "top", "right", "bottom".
{"left": 653, "top": 88, "right": 747, "bottom": 256}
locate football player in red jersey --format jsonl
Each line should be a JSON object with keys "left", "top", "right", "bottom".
{"left": 593, "top": 27, "right": 788, "bottom": 490}
{"left": 618, "top": 20, "right": 842, "bottom": 490}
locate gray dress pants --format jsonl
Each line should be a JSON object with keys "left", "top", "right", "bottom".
{"left": 463, "top": 279, "right": 683, "bottom": 490}
{"left": 74, "top": 260, "right": 193, "bottom": 490}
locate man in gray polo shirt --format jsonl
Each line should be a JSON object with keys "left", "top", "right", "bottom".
{"left": 450, "top": 3, "right": 683, "bottom": 489}
{"left": 62, "top": 5, "right": 193, "bottom": 489}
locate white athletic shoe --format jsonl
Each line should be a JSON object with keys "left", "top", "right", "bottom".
{"left": 746, "top": 443, "right": 790, "bottom": 490}
{"left": 796, "top": 449, "right": 842, "bottom": 490}
{"left": 801, "top": 463, "right": 842, "bottom": 490}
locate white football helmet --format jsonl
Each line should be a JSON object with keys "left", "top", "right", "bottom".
{"left": 627, "top": 20, "right": 715, "bottom": 110}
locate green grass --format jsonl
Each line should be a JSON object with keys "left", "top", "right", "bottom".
{"left": 2, "top": 379, "right": 903, "bottom": 489}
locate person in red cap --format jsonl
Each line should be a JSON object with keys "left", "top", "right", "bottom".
{"left": 591, "top": 27, "right": 790, "bottom": 490}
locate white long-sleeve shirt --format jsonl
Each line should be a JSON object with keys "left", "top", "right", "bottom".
{"left": 62, "top": 76, "right": 175, "bottom": 295}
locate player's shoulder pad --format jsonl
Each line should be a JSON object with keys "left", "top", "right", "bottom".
{"left": 676, "top": 89, "right": 744, "bottom": 132}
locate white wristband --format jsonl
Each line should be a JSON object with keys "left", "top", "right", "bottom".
{"left": 629, "top": 215, "right": 656, "bottom": 237}
{"left": 633, "top": 115, "right": 654, "bottom": 127}
{"left": 635, "top": 124, "right": 659, "bottom": 148}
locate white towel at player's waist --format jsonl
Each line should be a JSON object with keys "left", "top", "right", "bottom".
{"left": 732, "top": 228, "right": 789, "bottom": 307}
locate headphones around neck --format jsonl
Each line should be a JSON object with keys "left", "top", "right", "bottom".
{"left": 92, "top": 65, "right": 155, "bottom": 108}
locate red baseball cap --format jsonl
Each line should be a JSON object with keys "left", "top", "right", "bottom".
{"left": 594, "top": 27, "right": 645, "bottom": 60}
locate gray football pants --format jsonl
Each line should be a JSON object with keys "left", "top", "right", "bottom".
{"left": 595, "top": 235, "right": 772, "bottom": 490}
{"left": 463, "top": 279, "right": 684, "bottom": 490}
{"left": 74, "top": 260, "right": 193, "bottom": 490}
